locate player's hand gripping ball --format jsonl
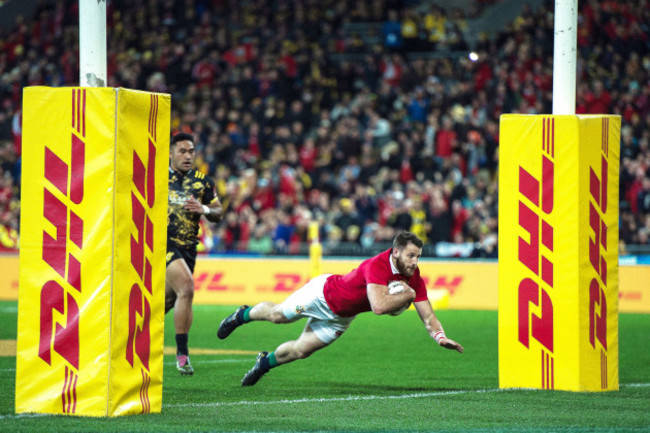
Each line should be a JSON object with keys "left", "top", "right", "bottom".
{"left": 387, "top": 281, "right": 410, "bottom": 316}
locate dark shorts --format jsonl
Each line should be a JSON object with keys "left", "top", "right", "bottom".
{"left": 166, "top": 242, "right": 197, "bottom": 273}
{"left": 165, "top": 242, "right": 197, "bottom": 313}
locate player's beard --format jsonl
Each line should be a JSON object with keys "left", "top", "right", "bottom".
{"left": 394, "top": 254, "right": 416, "bottom": 277}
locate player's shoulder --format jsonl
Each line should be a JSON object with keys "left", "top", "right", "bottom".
{"left": 366, "top": 249, "right": 392, "bottom": 269}
{"left": 189, "top": 169, "right": 214, "bottom": 185}
{"left": 375, "top": 248, "right": 392, "bottom": 263}
{"left": 189, "top": 169, "right": 206, "bottom": 180}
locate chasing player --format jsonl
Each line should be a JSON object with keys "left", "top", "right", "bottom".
{"left": 217, "top": 231, "right": 463, "bottom": 386}
{"left": 166, "top": 132, "right": 223, "bottom": 375}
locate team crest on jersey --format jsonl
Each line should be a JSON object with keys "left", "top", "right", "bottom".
{"left": 295, "top": 305, "right": 305, "bottom": 314}
{"left": 169, "top": 190, "right": 191, "bottom": 205}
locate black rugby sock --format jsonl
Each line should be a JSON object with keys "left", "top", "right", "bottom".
{"left": 176, "top": 333, "right": 189, "bottom": 356}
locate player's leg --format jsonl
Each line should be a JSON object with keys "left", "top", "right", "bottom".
{"left": 241, "top": 323, "right": 330, "bottom": 386}
{"left": 166, "top": 258, "right": 195, "bottom": 375}
{"left": 167, "top": 258, "right": 195, "bottom": 334}
{"left": 164, "top": 249, "right": 178, "bottom": 314}
{"left": 241, "top": 303, "right": 354, "bottom": 387}
{"left": 218, "top": 276, "right": 324, "bottom": 339}
{"left": 273, "top": 323, "right": 330, "bottom": 363}
{"left": 164, "top": 279, "right": 177, "bottom": 314}
{"left": 249, "top": 301, "right": 294, "bottom": 323}
{"left": 217, "top": 301, "right": 294, "bottom": 339}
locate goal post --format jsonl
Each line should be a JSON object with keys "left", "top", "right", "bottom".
{"left": 15, "top": 87, "right": 170, "bottom": 416}
{"left": 498, "top": 114, "right": 620, "bottom": 391}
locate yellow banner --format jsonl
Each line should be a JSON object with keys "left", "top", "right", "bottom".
{"left": 498, "top": 114, "right": 620, "bottom": 392}
{"left": 16, "top": 87, "right": 169, "bottom": 417}
{"left": 191, "top": 257, "right": 497, "bottom": 310}
{"left": 5, "top": 253, "right": 647, "bottom": 311}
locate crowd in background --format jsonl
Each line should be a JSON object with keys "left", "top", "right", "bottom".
{"left": 0, "top": 0, "right": 648, "bottom": 256}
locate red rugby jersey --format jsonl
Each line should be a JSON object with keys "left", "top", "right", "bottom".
{"left": 323, "top": 249, "right": 428, "bottom": 317}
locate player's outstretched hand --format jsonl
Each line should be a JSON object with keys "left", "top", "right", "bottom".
{"left": 439, "top": 337, "right": 464, "bottom": 353}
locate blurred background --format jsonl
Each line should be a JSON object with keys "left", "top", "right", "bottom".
{"left": 0, "top": 0, "right": 648, "bottom": 260}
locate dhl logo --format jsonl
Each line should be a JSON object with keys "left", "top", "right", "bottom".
{"left": 126, "top": 94, "right": 160, "bottom": 413}
{"left": 588, "top": 118, "right": 610, "bottom": 389}
{"left": 39, "top": 88, "right": 86, "bottom": 413}
{"left": 517, "top": 117, "right": 555, "bottom": 389}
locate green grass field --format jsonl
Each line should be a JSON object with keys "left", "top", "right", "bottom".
{"left": 1, "top": 301, "right": 649, "bottom": 432}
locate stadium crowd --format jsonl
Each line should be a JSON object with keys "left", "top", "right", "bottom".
{"left": 0, "top": 0, "right": 648, "bottom": 256}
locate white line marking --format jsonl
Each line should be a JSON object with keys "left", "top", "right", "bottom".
{"left": 1, "top": 384, "right": 647, "bottom": 419}
{"left": 165, "top": 389, "right": 502, "bottom": 408}
{"left": 0, "top": 413, "right": 48, "bottom": 420}
{"left": 625, "top": 383, "right": 650, "bottom": 387}
{"left": 164, "top": 359, "right": 250, "bottom": 366}
{"left": 164, "top": 383, "right": 649, "bottom": 408}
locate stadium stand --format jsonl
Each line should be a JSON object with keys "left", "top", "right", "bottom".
{"left": 0, "top": 0, "right": 648, "bottom": 257}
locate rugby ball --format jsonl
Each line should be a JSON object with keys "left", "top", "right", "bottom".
{"left": 387, "top": 281, "right": 410, "bottom": 315}
{"left": 388, "top": 281, "right": 406, "bottom": 294}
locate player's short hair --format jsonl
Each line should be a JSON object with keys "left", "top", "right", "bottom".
{"left": 171, "top": 132, "right": 194, "bottom": 147}
{"left": 393, "top": 231, "right": 423, "bottom": 250}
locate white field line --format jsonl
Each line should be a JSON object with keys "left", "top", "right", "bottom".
{"left": 164, "top": 358, "right": 252, "bottom": 365}
{"left": 1, "top": 384, "right": 648, "bottom": 419}
{"left": 166, "top": 388, "right": 505, "bottom": 408}
{"left": 0, "top": 413, "right": 49, "bottom": 420}
{"left": 165, "top": 383, "right": 650, "bottom": 409}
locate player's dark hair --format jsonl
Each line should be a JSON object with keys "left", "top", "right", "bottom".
{"left": 393, "top": 231, "right": 423, "bottom": 250}
{"left": 171, "top": 132, "right": 194, "bottom": 147}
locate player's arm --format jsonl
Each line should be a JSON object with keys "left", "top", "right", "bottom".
{"left": 367, "top": 282, "right": 415, "bottom": 315}
{"left": 203, "top": 196, "right": 224, "bottom": 223}
{"left": 414, "top": 300, "right": 463, "bottom": 353}
{"left": 203, "top": 178, "right": 224, "bottom": 223}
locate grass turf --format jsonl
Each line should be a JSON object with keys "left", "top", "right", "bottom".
{"left": 0, "top": 301, "right": 648, "bottom": 432}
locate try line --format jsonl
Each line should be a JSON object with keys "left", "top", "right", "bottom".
{"left": 2, "top": 384, "right": 648, "bottom": 419}
{"left": 165, "top": 383, "right": 650, "bottom": 409}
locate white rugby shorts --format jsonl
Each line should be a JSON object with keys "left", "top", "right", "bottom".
{"left": 281, "top": 274, "right": 355, "bottom": 344}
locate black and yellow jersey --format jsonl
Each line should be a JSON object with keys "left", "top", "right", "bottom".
{"left": 168, "top": 167, "right": 216, "bottom": 249}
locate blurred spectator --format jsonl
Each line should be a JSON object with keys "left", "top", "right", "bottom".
{"left": 382, "top": 9, "right": 403, "bottom": 51}
{"left": 248, "top": 223, "right": 274, "bottom": 255}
